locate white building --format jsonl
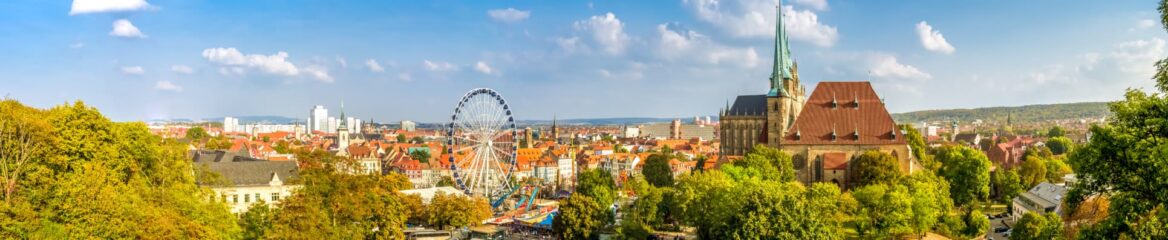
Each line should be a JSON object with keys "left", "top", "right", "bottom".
{"left": 309, "top": 105, "right": 328, "bottom": 134}
{"left": 1012, "top": 182, "right": 1067, "bottom": 221}
{"left": 327, "top": 117, "right": 338, "bottom": 134}
{"left": 401, "top": 120, "right": 417, "bottom": 132}
{"left": 196, "top": 157, "right": 301, "bottom": 214}
{"left": 223, "top": 117, "right": 240, "bottom": 133}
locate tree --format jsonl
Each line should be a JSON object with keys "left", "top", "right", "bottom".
{"left": 901, "top": 124, "right": 937, "bottom": 171}
{"left": 411, "top": 136, "right": 425, "bottom": 144}
{"left": 554, "top": 194, "right": 606, "bottom": 240}
{"left": 267, "top": 150, "right": 411, "bottom": 239}
{"left": 1045, "top": 157, "right": 1072, "bottom": 183}
{"left": 1046, "top": 136, "right": 1073, "bottom": 155}
{"left": 992, "top": 169, "right": 1025, "bottom": 203}
{"left": 186, "top": 126, "right": 209, "bottom": 142}
{"left": 692, "top": 155, "right": 707, "bottom": 172}
{"left": 422, "top": 193, "right": 492, "bottom": 230}
{"left": 848, "top": 151, "right": 901, "bottom": 188}
{"left": 642, "top": 154, "right": 674, "bottom": 187}
{"left": 0, "top": 100, "right": 51, "bottom": 204}
{"left": 851, "top": 184, "right": 913, "bottom": 238}
{"left": 729, "top": 144, "right": 795, "bottom": 182}
{"left": 902, "top": 171, "right": 953, "bottom": 239}
{"left": 205, "top": 135, "right": 233, "bottom": 150}
{"left": 672, "top": 169, "right": 844, "bottom": 239}
{"left": 1013, "top": 212, "right": 1064, "bottom": 240}
{"left": 1047, "top": 125, "right": 1066, "bottom": 138}
{"left": 962, "top": 209, "right": 989, "bottom": 237}
{"left": 620, "top": 177, "right": 663, "bottom": 239}
{"left": 436, "top": 176, "right": 455, "bottom": 187}
{"left": 239, "top": 202, "right": 274, "bottom": 240}
{"left": 1019, "top": 155, "right": 1048, "bottom": 188}
{"left": 410, "top": 150, "right": 431, "bottom": 163}
{"left": 934, "top": 145, "right": 991, "bottom": 207}
{"left": 396, "top": 134, "right": 407, "bottom": 143}
{"left": 576, "top": 168, "right": 616, "bottom": 208}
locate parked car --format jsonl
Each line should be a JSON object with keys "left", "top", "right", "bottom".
{"left": 994, "top": 226, "right": 1009, "bottom": 233}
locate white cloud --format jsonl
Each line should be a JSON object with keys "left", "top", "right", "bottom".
{"left": 154, "top": 80, "right": 182, "bottom": 92}
{"left": 69, "top": 43, "right": 85, "bottom": 49}
{"left": 109, "top": 19, "right": 145, "bottom": 38}
{"left": 474, "top": 61, "right": 494, "bottom": 74}
{"left": 655, "top": 23, "right": 759, "bottom": 68}
{"left": 555, "top": 37, "right": 588, "bottom": 54}
{"left": 916, "top": 21, "right": 955, "bottom": 54}
{"left": 335, "top": 56, "right": 348, "bottom": 68}
{"left": 218, "top": 67, "right": 246, "bottom": 76}
{"left": 302, "top": 65, "right": 334, "bottom": 83}
{"left": 487, "top": 8, "right": 531, "bottom": 23}
{"left": 867, "top": 54, "right": 931, "bottom": 80}
{"left": 365, "top": 59, "right": 385, "bottom": 72}
{"left": 121, "top": 66, "right": 144, "bottom": 75}
{"left": 202, "top": 48, "right": 300, "bottom": 76}
{"left": 683, "top": 0, "right": 838, "bottom": 47}
{"left": 69, "top": 0, "right": 151, "bottom": 15}
{"left": 1110, "top": 38, "right": 1166, "bottom": 75}
{"left": 573, "top": 13, "right": 631, "bottom": 54}
{"left": 171, "top": 65, "right": 193, "bottom": 74}
{"left": 792, "top": 0, "right": 828, "bottom": 11}
{"left": 1138, "top": 19, "right": 1158, "bottom": 29}
{"left": 423, "top": 60, "right": 459, "bottom": 72}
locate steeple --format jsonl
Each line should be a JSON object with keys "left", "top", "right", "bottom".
{"left": 338, "top": 101, "right": 347, "bottom": 130}
{"left": 768, "top": 2, "right": 794, "bottom": 97}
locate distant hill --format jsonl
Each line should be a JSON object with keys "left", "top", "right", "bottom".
{"left": 892, "top": 102, "right": 1111, "bottom": 124}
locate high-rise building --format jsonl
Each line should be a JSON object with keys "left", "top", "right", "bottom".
{"left": 223, "top": 117, "right": 240, "bottom": 133}
{"left": 327, "top": 117, "right": 338, "bottom": 134}
{"left": 309, "top": 105, "right": 328, "bottom": 134}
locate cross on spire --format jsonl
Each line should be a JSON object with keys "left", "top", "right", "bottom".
{"left": 769, "top": 1, "right": 794, "bottom": 97}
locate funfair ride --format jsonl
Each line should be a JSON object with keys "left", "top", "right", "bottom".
{"left": 446, "top": 88, "right": 518, "bottom": 201}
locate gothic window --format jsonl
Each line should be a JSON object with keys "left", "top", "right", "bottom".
{"left": 793, "top": 154, "right": 807, "bottom": 170}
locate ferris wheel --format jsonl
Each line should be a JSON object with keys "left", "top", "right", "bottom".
{"left": 446, "top": 88, "right": 518, "bottom": 199}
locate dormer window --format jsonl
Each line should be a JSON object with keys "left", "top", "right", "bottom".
{"left": 853, "top": 95, "right": 860, "bottom": 109}
{"left": 830, "top": 97, "right": 838, "bottom": 108}
{"left": 830, "top": 130, "right": 837, "bottom": 141}
{"left": 794, "top": 130, "right": 801, "bottom": 140}
{"left": 853, "top": 128, "right": 860, "bottom": 141}
{"left": 891, "top": 129, "right": 898, "bottom": 140}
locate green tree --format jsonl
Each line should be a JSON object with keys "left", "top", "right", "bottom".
{"left": 576, "top": 168, "right": 616, "bottom": 208}
{"left": 848, "top": 151, "right": 901, "bottom": 188}
{"left": 1047, "top": 125, "right": 1066, "bottom": 138}
{"left": 692, "top": 155, "right": 707, "bottom": 172}
{"left": 1013, "top": 212, "right": 1064, "bottom": 240}
{"left": 851, "top": 184, "right": 913, "bottom": 238}
{"left": 962, "top": 209, "right": 989, "bottom": 237}
{"left": 422, "top": 193, "right": 492, "bottom": 230}
{"left": 266, "top": 150, "right": 411, "bottom": 239}
{"left": 992, "top": 169, "right": 1025, "bottom": 204}
{"left": 729, "top": 144, "right": 795, "bottom": 182}
{"left": 620, "top": 177, "right": 663, "bottom": 239}
{"left": 186, "top": 126, "right": 209, "bottom": 142}
{"left": 554, "top": 194, "right": 606, "bottom": 240}
{"left": 436, "top": 176, "right": 455, "bottom": 187}
{"left": 410, "top": 150, "right": 431, "bottom": 163}
{"left": 934, "top": 145, "right": 992, "bottom": 207}
{"left": 411, "top": 136, "right": 425, "bottom": 144}
{"left": 396, "top": 134, "right": 407, "bottom": 143}
{"left": 239, "top": 202, "right": 274, "bottom": 240}
{"left": 1019, "top": 155, "right": 1048, "bottom": 188}
{"left": 205, "top": 135, "right": 233, "bottom": 150}
{"left": 1045, "top": 157, "right": 1072, "bottom": 183}
{"left": 902, "top": 171, "right": 953, "bottom": 238}
{"left": 642, "top": 154, "right": 674, "bottom": 187}
{"left": 901, "top": 124, "right": 936, "bottom": 171}
{"left": 672, "top": 169, "right": 843, "bottom": 239}
{"left": 1046, "top": 136, "right": 1073, "bottom": 155}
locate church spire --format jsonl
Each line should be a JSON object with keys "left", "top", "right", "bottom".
{"left": 338, "top": 100, "right": 347, "bottom": 129}
{"left": 769, "top": 2, "right": 794, "bottom": 97}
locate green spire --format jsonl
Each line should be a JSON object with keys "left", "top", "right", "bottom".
{"left": 338, "top": 101, "right": 347, "bottom": 129}
{"left": 769, "top": 2, "right": 794, "bottom": 97}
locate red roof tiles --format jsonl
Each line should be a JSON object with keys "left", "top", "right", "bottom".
{"left": 783, "top": 82, "right": 906, "bottom": 145}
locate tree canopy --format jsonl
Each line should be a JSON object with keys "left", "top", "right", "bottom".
{"left": 1013, "top": 212, "right": 1064, "bottom": 240}
{"left": 642, "top": 154, "right": 674, "bottom": 187}
{"left": 934, "top": 145, "right": 991, "bottom": 207}
{"left": 848, "top": 151, "right": 902, "bottom": 188}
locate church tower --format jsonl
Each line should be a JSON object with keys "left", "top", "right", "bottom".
{"left": 766, "top": 3, "right": 806, "bottom": 147}
{"left": 337, "top": 101, "right": 350, "bottom": 154}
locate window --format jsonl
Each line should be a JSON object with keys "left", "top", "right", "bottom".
{"left": 255, "top": 193, "right": 261, "bottom": 202}
{"left": 231, "top": 194, "right": 238, "bottom": 203}
{"left": 272, "top": 192, "right": 281, "bottom": 201}
{"left": 221, "top": 194, "right": 227, "bottom": 203}
{"left": 244, "top": 194, "right": 250, "bottom": 203}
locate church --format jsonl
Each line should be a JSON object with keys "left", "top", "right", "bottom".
{"left": 719, "top": 7, "right": 918, "bottom": 188}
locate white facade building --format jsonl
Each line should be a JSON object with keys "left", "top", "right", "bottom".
{"left": 401, "top": 120, "right": 417, "bottom": 132}
{"left": 199, "top": 159, "right": 301, "bottom": 214}
{"left": 310, "top": 105, "right": 328, "bottom": 134}
{"left": 223, "top": 117, "right": 240, "bottom": 133}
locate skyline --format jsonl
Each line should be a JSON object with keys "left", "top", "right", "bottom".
{"left": 2, "top": 0, "right": 1166, "bottom": 122}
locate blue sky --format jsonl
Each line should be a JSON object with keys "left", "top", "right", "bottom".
{"left": 1, "top": 0, "right": 1165, "bottom": 123}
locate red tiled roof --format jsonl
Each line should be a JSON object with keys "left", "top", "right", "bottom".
{"left": 784, "top": 82, "right": 906, "bottom": 145}
{"left": 823, "top": 152, "right": 848, "bottom": 170}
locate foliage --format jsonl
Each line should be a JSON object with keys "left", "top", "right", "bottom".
{"left": 422, "top": 193, "right": 492, "bottom": 230}
{"left": 672, "top": 169, "right": 844, "bottom": 239}
{"left": 1013, "top": 212, "right": 1064, "bottom": 240}
{"left": 436, "top": 176, "right": 455, "bottom": 187}
{"left": 554, "top": 194, "right": 606, "bottom": 240}
{"left": 411, "top": 136, "right": 425, "bottom": 144}
{"left": 1019, "top": 155, "right": 1048, "bottom": 188}
{"left": 266, "top": 150, "right": 412, "bottom": 239}
{"left": 692, "top": 155, "right": 707, "bottom": 172}
{"left": 892, "top": 102, "right": 1111, "bottom": 125}
{"left": 728, "top": 144, "right": 795, "bottom": 182}
{"left": 934, "top": 145, "right": 991, "bottom": 207}
{"left": 1047, "top": 125, "right": 1067, "bottom": 138}
{"left": 576, "top": 168, "right": 616, "bottom": 208}
{"left": 186, "top": 126, "right": 209, "bottom": 142}
{"left": 205, "top": 135, "right": 232, "bottom": 150}
{"left": 848, "top": 151, "right": 901, "bottom": 188}
{"left": 1045, "top": 157, "right": 1072, "bottom": 184}
{"left": 1047, "top": 136, "right": 1073, "bottom": 155}
{"left": 619, "top": 177, "right": 663, "bottom": 239}
{"left": 991, "top": 169, "right": 1025, "bottom": 204}
{"left": 901, "top": 124, "right": 936, "bottom": 171}
{"left": 642, "top": 154, "right": 674, "bottom": 187}
{"left": 0, "top": 100, "right": 239, "bottom": 238}
{"left": 851, "top": 184, "right": 913, "bottom": 238}
{"left": 239, "top": 202, "right": 274, "bottom": 240}
{"left": 410, "top": 150, "right": 431, "bottom": 164}
{"left": 396, "top": 134, "right": 407, "bottom": 143}
{"left": 962, "top": 209, "right": 989, "bottom": 237}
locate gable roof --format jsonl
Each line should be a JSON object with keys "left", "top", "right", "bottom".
{"left": 200, "top": 160, "right": 300, "bottom": 187}
{"left": 783, "top": 82, "right": 906, "bottom": 145}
